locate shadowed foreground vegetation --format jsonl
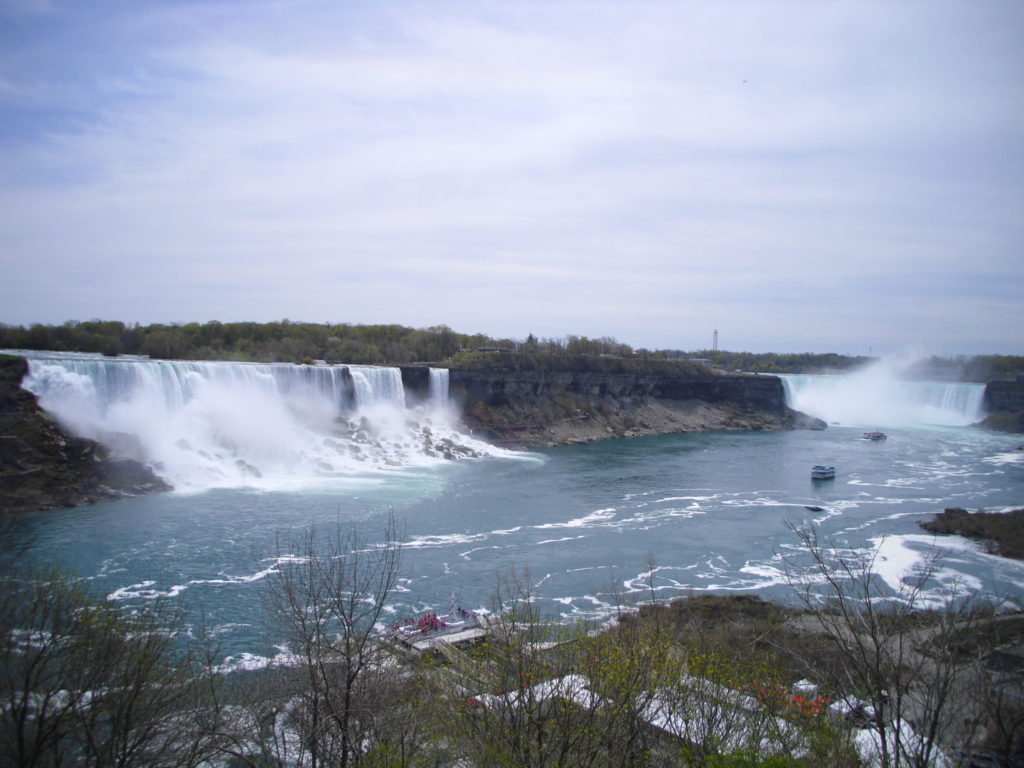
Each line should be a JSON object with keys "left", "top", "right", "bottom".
{"left": 3, "top": 517, "right": 1023, "bottom": 767}
{"left": 1, "top": 320, "right": 1021, "bottom": 380}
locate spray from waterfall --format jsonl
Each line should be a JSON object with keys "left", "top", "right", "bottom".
{"left": 780, "top": 357, "right": 985, "bottom": 427}
{"left": 15, "top": 352, "right": 505, "bottom": 493}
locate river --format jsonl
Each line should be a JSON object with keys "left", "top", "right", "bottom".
{"left": 7, "top": 353, "right": 1024, "bottom": 668}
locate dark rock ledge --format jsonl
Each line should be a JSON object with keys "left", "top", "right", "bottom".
{"left": 920, "top": 507, "right": 1024, "bottom": 560}
{"left": 0, "top": 355, "right": 170, "bottom": 515}
{"left": 440, "top": 365, "right": 826, "bottom": 447}
{"left": 977, "top": 379, "right": 1024, "bottom": 434}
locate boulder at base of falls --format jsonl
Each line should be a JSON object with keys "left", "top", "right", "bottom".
{"left": 0, "top": 355, "right": 171, "bottom": 514}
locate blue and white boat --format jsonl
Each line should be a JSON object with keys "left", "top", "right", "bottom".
{"left": 811, "top": 465, "right": 836, "bottom": 480}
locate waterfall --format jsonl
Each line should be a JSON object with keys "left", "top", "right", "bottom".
{"left": 13, "top": 352, "right": 499, "bottom": 492}
{"left": 780, "top": 360, "right": 986, "bottom": 427}
{"left": 348, "top": 365, "right": 405, "bottom": 409}
{"left": 23, "top": 356, "right": 356, "bottom": 416}
{"left": 428, "top": 367, "right": 450, "bottom": 407}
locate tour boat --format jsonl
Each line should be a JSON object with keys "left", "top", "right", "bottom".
{"left": 384, "top": 598, "right": 489, "bottom": 652}
{"left": 862, "top": 431, "right": 887, "bottom": 441}
{"left": 811, "top": 465, "right": 836, "bottom": 480}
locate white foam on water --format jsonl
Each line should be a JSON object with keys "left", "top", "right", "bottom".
{"left": 847, "top": 476, "right": 926, "bottom": 490}
{"left": 405, "top": 532, "right": 488, "bottom": 549}
{"left": 105, "top": 555, "right": 306, "bottom": 602}
{"left": 856, "top": 533, "right": 1021, "bottom": 608}
{"left": 536, "top": 508, "right": 617, "bottom": 529}
{"left": 624, "top": 488, "right": 721, "bottom": 504}
{"left": 611, "top": 506, "right": 708, "bottom": 530}
{"left": 656, "top": 494, "right": 720, "bottom": 504}
{"left": 985, "top": 452, "right": 1024, "bottom": 467}
{"left": 738, "top": 564, "right": 789, "bottom": 587}
{"left": 107, "top": 580, "right": 189, "bottom": 601}
{"left": 721, "top": 495, "right": 794, "bottom": 508}
{"left": 537, "top": 535, "right": 587, "bottom": 546}
{"left": 978, "top": 505, "right": 1024, "bottom": 514}
{"left": 866, "top": 535, "right": 937, "bottom": 594}
{"left": 200, "top": 563, "right": 284, "bottom": 586}
{"left": 459, "top": 545, "right": 513, "bottom": 559}
{"left": 622, "top": 564, "right": 700, "bottom": 594}
{"left": 216, "top": 645, "right": 300, "bottom": 674}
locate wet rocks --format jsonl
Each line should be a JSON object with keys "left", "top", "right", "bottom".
{"left": 1, "top": 356, "right": 171, "bottom": 514}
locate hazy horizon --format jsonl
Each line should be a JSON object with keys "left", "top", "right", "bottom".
{"left": 2, "top": 1, "right": 1021, "bottom": 356}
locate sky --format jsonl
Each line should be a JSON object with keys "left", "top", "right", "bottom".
{"left": 1, "top": 0, "right": 1022, "bottom": 356}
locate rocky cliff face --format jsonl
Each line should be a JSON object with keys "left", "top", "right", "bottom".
{"left": 414, "top": 364, "right": 824, "bottom": 446}
{"left": 984, "top": 380, "right": 1024, "bottom": 414}
{"left": 978, "top": 379, "right": 1024, "bottom": 434}
{"left": 0, "top": 356, "right": 170, "bottom": 514}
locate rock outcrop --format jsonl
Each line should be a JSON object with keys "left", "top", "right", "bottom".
{"left": 979, "top": 378, "right": 1024, "bottom": 434}
{"left": 403, "top": 358, "right": 825, "bottom": 447}
{"left": 920, "top": 507, "right": 1024, "bottom": 560}
{"left": 0, "top": 356, "right": 170, "bottom": 514}
{"left": 984, "top": 379, "right": 1024, "bottom": 413}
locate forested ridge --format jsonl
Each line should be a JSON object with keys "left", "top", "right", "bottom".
{"left": 0, "top": 319, "right": 1021, "bottom": 380}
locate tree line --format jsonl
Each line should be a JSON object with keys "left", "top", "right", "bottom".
{"left": 2, "top": 515, "right": 1020, "bottom": 767}
{"left": 692, "top": 351, "right": 873, "bottom": 374}
{"left": 695, "top": 350, "right": 1024, "bottom": 382}
{"left": 0, "top": 321, "right": 631, "bottom": 365}
{"left": 0, "top": 320, "right": 1021, "bottom": 379}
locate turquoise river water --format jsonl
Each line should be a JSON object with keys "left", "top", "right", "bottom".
{"left": 7, "top": 353, "right": 1024, "bottom": 668}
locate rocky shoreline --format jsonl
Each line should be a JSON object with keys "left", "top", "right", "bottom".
{"left": 462, "top": 395, "right": 825, "bottom": 447}
{"left": 976, "top": 411, "right": 1024, "bottom": 434}
{"left": 0, "top": 356, "right": 170, "bottom": 514}
{"left": 444, "top": 360, "right": 826, "bottom": 447}
{"left": 920, "top": 506, "right": 1024, "bottom": 560}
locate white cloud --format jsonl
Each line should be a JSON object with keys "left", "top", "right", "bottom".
{"left": 0, "top": 0, "right": 1021, "bottom": 353}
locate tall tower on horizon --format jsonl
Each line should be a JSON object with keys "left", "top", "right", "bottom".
{"left": 713, "top": 329, "right": 718, "bottom": 351}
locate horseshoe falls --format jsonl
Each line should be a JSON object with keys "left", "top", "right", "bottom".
{"left": 17, "top": 352, "right": 501, "bottom": 493}
{"left": 781, "top": 362, "right": 986, "bottom": 427}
